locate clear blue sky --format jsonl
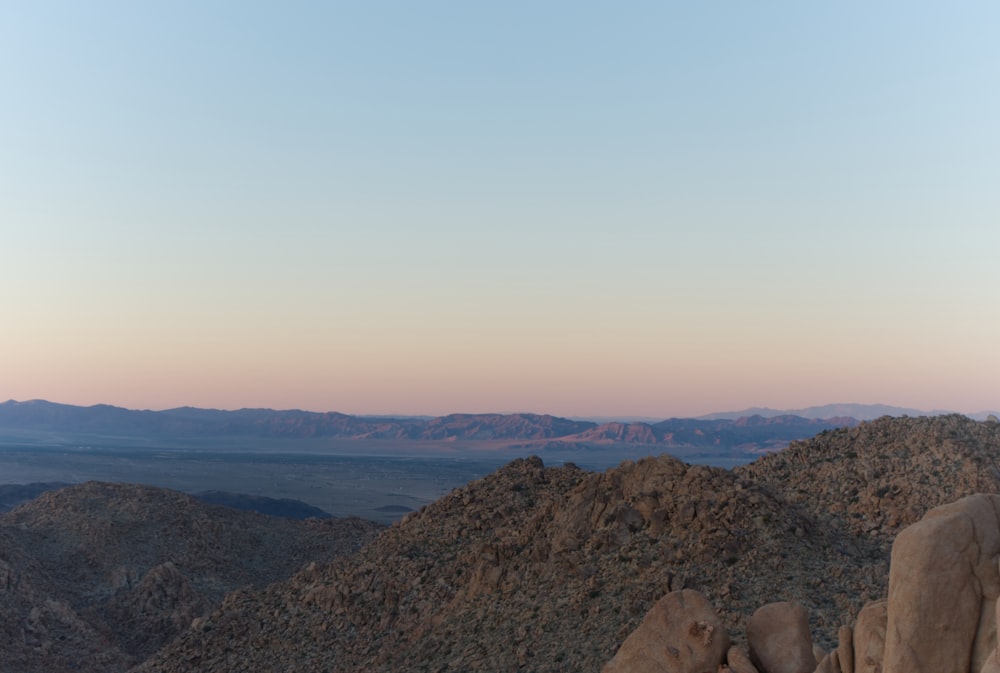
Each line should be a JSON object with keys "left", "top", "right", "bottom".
{"left": 2, "top": 2, "right": 998, "bottom": 416}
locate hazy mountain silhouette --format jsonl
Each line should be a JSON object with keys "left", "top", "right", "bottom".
{"left": 0, "top": 399, "right": 859, "bottom": 451}
{"left": 696, "top": 402, "right": 968, "bottom": 421}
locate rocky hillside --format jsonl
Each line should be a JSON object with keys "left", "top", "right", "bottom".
{"left": 736, "top": 414, "right": 1000, "bottom": 546}
{"left": 134, "top": 458, "right": 874, "bottom": 672}
{"left": 134, "top": 415, "right": 1000, "bottom": 673}
{"left": 0, "top": 482, "right": 383, "bottom": 673}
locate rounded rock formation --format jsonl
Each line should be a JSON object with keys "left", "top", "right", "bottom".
{"left": 602, "top": 589, "right": 730, "bottom": 673}
{"left": 747, "top": 601, "right": 817, "bottom": 673}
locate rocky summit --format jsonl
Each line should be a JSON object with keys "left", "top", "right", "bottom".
{"left": 5, "top": 414, "right": 1000, "bottom": 673}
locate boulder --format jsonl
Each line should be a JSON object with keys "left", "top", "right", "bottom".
{"left": 746, "top": 601, "right": 816, "bottom": 673}
{"left": 814, "top": 650, "right": 842, "bottom": 673}
{"left": 852, "top": 600, "right": 887, "bottom": 673}
{"left": 813, "top": 645, "right": 827, "bottom": 664}
{"left": 725, "top": 645, "right": 760, "bottom": 673}
{"left": 883, "top": 495, "right": 1000, "bottom": 673}
{"left": 836, "top": 624, "right": 854, "bottom": 673}
{"left": 602, "top": 589, "right": 730, "bottom": 673}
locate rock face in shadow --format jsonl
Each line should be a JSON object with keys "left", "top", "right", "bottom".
{"left": 105, "top": 561, "right": 209, "bottom": 656}
{"left": 0, "top": 482, "right": 383, "bottom": 673}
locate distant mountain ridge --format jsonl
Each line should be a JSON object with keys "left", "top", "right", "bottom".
{"left": 5, "top": 399, "right": 991, "bottom": 460}
{"left": 0, "top": 400, "right": 597, "bottom": 442}
{"left": 696, "top": 402, "right": 994, "bottom": 421}
{"left": 0, "top": 399, "right": 859, "bottom": 450}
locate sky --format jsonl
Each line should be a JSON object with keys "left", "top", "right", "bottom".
{"left": 2, "top": 2, "right": 998, "bottom": 418}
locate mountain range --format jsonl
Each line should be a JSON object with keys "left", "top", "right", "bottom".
{"left": 0, "top": 398, "right": 920, "bottom": 451}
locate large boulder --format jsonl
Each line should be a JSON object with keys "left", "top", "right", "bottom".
{"left": 602, "top": 589, "right": 730, "bottom": 673}
{"left": 883, "top": 494, "right": 1000, "bottom": 673}
{"left": 746, "top": 601, "right": 816, "bottom": 673}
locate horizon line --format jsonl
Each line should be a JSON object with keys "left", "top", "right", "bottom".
{"left": 4, "top": 397, "right": 995, "bottom": 420}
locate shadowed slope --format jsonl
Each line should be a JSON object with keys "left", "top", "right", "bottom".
{"left": 0, "top": 482, "right": 383, "bottom": 673}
